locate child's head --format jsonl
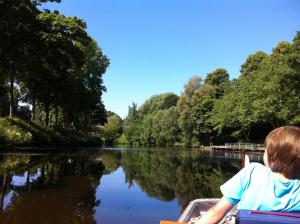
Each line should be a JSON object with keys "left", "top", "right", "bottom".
{"left": 264, "top": 126, "right": 300, "bottom": 179}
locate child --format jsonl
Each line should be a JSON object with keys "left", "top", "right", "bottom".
{"left": 196, "top": 126, "right": 300, "bottom": 224}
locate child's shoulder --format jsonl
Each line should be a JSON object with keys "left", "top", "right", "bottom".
{"left": 246, "top": 162, "right": 270, "bottom": 176}
{"left": 248, "top": 162, "right": 267, "bottom": 169}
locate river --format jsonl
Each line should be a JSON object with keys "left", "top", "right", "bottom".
{"left": 0, "top": 148, "right": 262, "bottom": 224}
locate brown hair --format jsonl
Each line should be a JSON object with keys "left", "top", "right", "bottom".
{"left": 265, "top": 126, "right": 300, "bottom": 179}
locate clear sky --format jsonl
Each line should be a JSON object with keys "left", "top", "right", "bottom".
{"left": 42, "top": 0, "right": 300, "bottom": 118}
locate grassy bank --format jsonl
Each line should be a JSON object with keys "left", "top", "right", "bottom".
{"left": 0, "top": 117, "right": 102, "bottom": 148}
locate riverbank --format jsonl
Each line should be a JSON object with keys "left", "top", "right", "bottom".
{"left": 0, "top": 117, "right": 102, "bottom": 149}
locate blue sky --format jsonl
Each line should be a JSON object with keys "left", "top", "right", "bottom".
{"left": 42, "top": 0, "right": 300, "bottom": 118}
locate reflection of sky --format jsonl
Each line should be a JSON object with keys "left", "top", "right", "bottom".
{"left": 94, "top": 167, "right": 180, "bottom": 224}
{"left": 11, "top": 169, "right": 41, "bottom": 186}
{"left": 3, "top": 169, "right": 41, "bottom": 213}
{"left": 3, "top": 190, "right": 17, "bottom": 211}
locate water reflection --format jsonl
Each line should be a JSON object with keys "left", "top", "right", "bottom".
{"left": 0, "top": 152, "right": 104, "bottom": 224}
{"left": 0, "top": 149, "right": 252, "bottom": 224}
{"left": 120, "top": 150, "right": 242, "bottom": 208}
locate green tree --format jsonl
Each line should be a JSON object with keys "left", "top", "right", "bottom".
{"left": 250, "top": 40, "right": 299, "bottom": 128}
{"left": 139, "top": 114, "right": 154, "bottom": 145}
{"left": 32, "top": 12, "right": 91, "bottom": 126}
{"left": 103, "top": 115, "right": 122, "bottom": 145}
{"left": 67, "top": 40, "right": 109, "bottom": 129}
{"left": 139, "top": 93, "right": 179, "bottom": 116}
{"left": 192, "top": 96, "right": 215, "bottom": 145}
{"left": 204, "top": 68, "right": 229, "bottom": 98}
{"left": 124, "top": 93, "right": 180, "bottom": 146}
{"left": 204, "top": 68, "right": 229, "bottom": 86}
{"left": 176, "top": 76, "right": 203, "bottom": 145}
{"left": 152, "top": 106, "right": 180, "bottom": 146}
{"left": 177, "top": 73, "right": 222, "bottom": 146}
{"left": 211, "top": 72, "right": 270, "bottom": 142}
{"left": 123, "top": 102, "right": 141, "bottom": 145}
{"left": 288, "top": 32, "right": 300, "bottom": 124}
{"left": 211, "top": 34, "right": 300, "bottom": 141}
{"left": 0, "top": 1, "right": 109, "bottom": 131}
{"left": 0, "top": 0, "right": 39, "bottom": 116}
{"left": 240, "top": 51, "right": 268, "bottom": 77}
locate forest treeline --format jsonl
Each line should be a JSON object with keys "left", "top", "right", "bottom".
{"left": 1, "top": 1, "right": 300, "bottom": 147}
{"left": 0, "top": 0, "right": 109, "bottom": 129}
{"left": 103, "top": 32, "right": 300, "bottom": 146}
{"left": 0, "top": 0, "right": 110, "bottom": 146}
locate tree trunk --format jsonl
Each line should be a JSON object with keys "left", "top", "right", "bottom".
{"left": 50, "top": 163, "right": 55, "bottom": 184}
{"left": 40, "top": 165, "right": 45, "bottom": 186}
{"left": 55, "top": 106, "right": 58, "bottom": 126}
{"left": 31, "top": 97, "right": 36, "bottom": 121}
{"left": 0, "top": 175, "right": 9, "bottom": 212}
{"left": 9, "top": 63, "right": 14, "bottom": 117}
{"left": 271, "top": 116, "right": 280, "bottom": 129}
{"left": 243, "top": 129, "right": 250, "bottom": 142}
{"left": 26, "top": 170, "right": 31, "bottom": 192}
{"left": 26, "top": 171, "right": 30, "bottom": 185}
{"left": 45, "top": 101, "right": 50, "bottom": 126}
{"left": 68, "top": 112, "right": 71, "bottom": 128}
{"left": 63, "top": 111, "right": 68, "bottom": 128}
{"left": 49, "top": 113, "right": 52, "bottom": 126}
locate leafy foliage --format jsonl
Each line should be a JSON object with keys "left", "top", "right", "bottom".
{"left": 0, "top": 0, "right": 109, "bottom": 142}
{"left": 122, "top": 94, "right": 180, "bottom": 146}
{"left": 103, "top": 115, "right": 122, "bottom": 145}
{"left": 0, "top": 117, "right": 102, "bottom": 146}
{"left": 210, "top": 33, "right": 300, "bottom": 141}
{"left": 123, "top": 33, "right": 300, "bottom": 146}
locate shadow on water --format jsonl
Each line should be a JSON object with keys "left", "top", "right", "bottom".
{"left": 0, "top": 148, "right": 260, "bottom": 224}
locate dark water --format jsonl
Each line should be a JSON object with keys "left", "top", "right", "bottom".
{"left": 0, "top": 148, "right": 261, "bottom": 224}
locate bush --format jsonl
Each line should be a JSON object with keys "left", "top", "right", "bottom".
{"left": 116, "top": 134, "right": 128, "bottom": 145}
{"left": 0, "top": 117, "right": 103, "bottom": 147}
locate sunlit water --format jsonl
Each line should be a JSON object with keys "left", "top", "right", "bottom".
{"left": 0, "top": 148, "right": 262, "bottom": 224}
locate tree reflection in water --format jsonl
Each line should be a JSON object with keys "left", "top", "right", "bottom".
{"left": 0, "top": 151, "right": 104, "bottom": 224}
{"left": 0, "top": 149, "right": 241, "bottom": 224}
{"left": 120, "top": 150, "right": 241, "bottom": 208}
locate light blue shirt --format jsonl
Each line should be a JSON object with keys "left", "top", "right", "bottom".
{"left": 220, "top": 163, "right": 300, "bottom": 212}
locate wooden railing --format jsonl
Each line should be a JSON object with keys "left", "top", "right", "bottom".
{"left": 211, "top": 143, "right": 265, "bottom": 151}
{"left": 225, "top": 143, "right": 264, "bottom": 150}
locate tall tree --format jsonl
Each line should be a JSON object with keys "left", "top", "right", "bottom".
{"left": 204, "top": 68, "right": 229, "bottom": 98}
{"left": 240, "top": 51, "right": 268, "bottom": 77}
{"left": 192, "top": 96, "right": 215, "bottom": 145}
{"left": 176, "top": 76, "right": 203, "bottom": 145}
{"left": 152, "top": 106, "right": 180, "bottom": 146}
{"left": 103, "top": 115, "right": 122, "bottom": 145}
{"left": 139, "top": 93, "right": 179, "bottom": 116}
{"left": 0, "top": 0, "right": 40, "bottom": 116}
{"left": 123, "top": 103, "right": 141, "bottom": 145}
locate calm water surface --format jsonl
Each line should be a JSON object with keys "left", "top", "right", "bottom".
{"left": 0, "top": 148, "right": 262, "bottom": 224}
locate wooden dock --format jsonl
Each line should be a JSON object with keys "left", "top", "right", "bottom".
{"left": 210, "top": 143, "right": 265, "bottom": 152}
